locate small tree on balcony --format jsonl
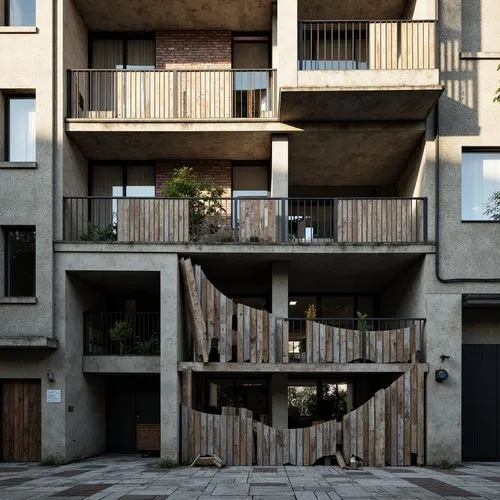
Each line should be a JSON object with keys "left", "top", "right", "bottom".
{"left": 160, "top": 167, "right": 225, "bottom": 241}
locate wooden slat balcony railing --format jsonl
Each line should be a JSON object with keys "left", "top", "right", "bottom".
{"left": 298, "top": 20, "right": 436, "bottom": 70}
{"left": 83, "top": 312, "right": 160, "bottom": 355}
{"left": 280, "top": 318, "right": 425, "bottom": 364}
{"left": 68, "top": 69, "right": 278, "bottom": 120}
{"left": 63, "top": 197, "right": 428, "bottom": 244}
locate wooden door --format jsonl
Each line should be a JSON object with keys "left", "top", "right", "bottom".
{"left": 1, "top": 380, "right": 41, "bottom": 462}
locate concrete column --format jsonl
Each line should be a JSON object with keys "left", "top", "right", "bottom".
{"left": 271, "top": 261, "right": 289, "bottom": 317}
{"left": 271, "top": 373, "right": 288, "bottom": 428}
{"left": 271, "top": 2, "right": 278, "bottom": 69}
{"left": 160, "top": 255, "right": 180, "bottom": 463}
{"left": 346, "top": 382, "right": 355, "bottom": 412}
{"left": 277, "top": 0, "right": 298, "bottom": 88}
{"left": 425, "top": 293, "right": 462, "bottom": 465}
{"left": 271, "top": 134, "right": 288, "bottom": 198}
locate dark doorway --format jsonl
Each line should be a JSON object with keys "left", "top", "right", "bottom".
{"left": 462, "top": 344, "right": 500, "bottom": 460}
{"left": 106, "top": 376, "right": 160, "bottom": 453}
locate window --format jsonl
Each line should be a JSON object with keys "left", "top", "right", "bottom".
{"left": 7, "top": 0, "right": 36, "bottom": 26}
{"left": 91, "top": 37, "right": 155, "bottom": 69}
{"left": 462, "top": 151, "right": 500, "bottom": 221}
{"left": 7, "top": 97, "right": 36, "bottom": 162}
{"left": 4, "top": 228, "right": 35, "bottom": 297}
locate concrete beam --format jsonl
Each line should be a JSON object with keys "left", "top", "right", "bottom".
{"left": 178, "top": 362, "right": 429, "bottom": 374}
{"left": 0, "top": 336, "right": 58, "bottom": 348}
{"left": 82, "top": 355, "right": 160, "bottom": 373}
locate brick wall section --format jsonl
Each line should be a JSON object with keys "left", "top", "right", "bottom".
{"left": 155, "top": 160, "right": 232, "bottom": 197}
{"left": 155, "top": 31, "right": 232, "bottom": 69}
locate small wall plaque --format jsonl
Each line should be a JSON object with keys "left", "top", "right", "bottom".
{"left": 47, "top": 389, "right": 62, "bottom": 403}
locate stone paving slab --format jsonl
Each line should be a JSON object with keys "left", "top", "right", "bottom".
{"left": 1, "top": 457, "right": 500, "bottom": 498}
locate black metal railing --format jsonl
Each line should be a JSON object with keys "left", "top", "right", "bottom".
{"left": 68, "top": 69, "right": 278, "bottom": 119}
{"left": 298, "top": 20, "right": 436, "bottom": 70}
{"left": 280, "top": 317, "right": 425, "bottom": 364}
{"left": 63, "top": 196, "right": 428, "bottom": 244}
{"left": 83, "top": 312, "right": 160, "bottom": 355}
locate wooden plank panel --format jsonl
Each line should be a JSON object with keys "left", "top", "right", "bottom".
{"left": 262, "top": 312, "right": 269, "bottom": 363}
{"left": 325, "top": 324, "right": 333, "bottom": 363}
{"left": 219, "top": 297, "right": 227, "bottom": 363}
{"left": 237, "top": 303, "right": 244, "bottom": 363}
{"left": 226, "top": 299, "right": 233, "bottom": 362}
{"left": 397, "top": 376, "right": 404, "bottom": 465}
{"left": 226, "top": 413, "right": 234, "bottom": 466}
{"left": 319, "top": 324, "right": 326, "bottom": 364}
{"left": 306, "top": 321, "right": 313, "bottom": 363}
{"left": 417, "top": 364, "right": 425, "bottom": 465}
{"left": 269, "top": 314, "right": 276, "bottom": 363}
{"left": 250, "top": 308, "right": 257, "bottom": 363}
{"left": 309, "top": 425, "right": 317, "bottom": 465}
{"left": 240, "top": 415, "right": 247, "bottom": 465}
{"left": 368, "top": 397, "right": 375, "bottom": 466}
{"left": 312, "top": 323, "right": 319, "bottom": 364}
{"left": 383, "top": 330, "right": 390, "bottom": 363}
{"left": 404, "top": 370, "right": 411, "bottom": 465}
{"left": 243, "top": 305, "right": 251, "bottom": 362}
{"left": 391, "top": 383, "right": 398, "bottom": 466}
{"left": 303, "top": 427, "right": 310, "bottom": 466}
{"left": 315, "top": 424, "right": 322, "bottom": 463}
{"left": 289, "top": 428, "right": 297, "bottom": 465}
{"left": 342, "top": 413, "right": 350, "bottom": 461}
{"left": 397, "top": 329, "right": 404, "bottom": 363}
{"left": 282, "top": 428, "right": 290, "bottom": 465}
{"left": 357, "top": 404, "right": 364, "bottom": 463}
{"left": 246, "top": 418, "right": 253, "bottom": 465}
{"left": 376, "top": 330, "right": 383, "bottom": 363}
{"left": 410, "top": 325, "right": 417, "bottom": 363}
{"left": 213, "top": 414, "right": 221, "bottom": 460}
{"left": 269, "top": 426, "right": 277, "bottom": 465}
{"left": 333, "top": 327, "right": 340, "bottom": 364}
{"left": 296, "top": 428, "right": 303, "bottom": 466}
{"left": 181, "top": 405, "right": 188, "bottom": 464}
{"left": 256, "top": 422, "right": 263, "bottom": 465}
{"left": 263, "top": 424, "right": 270, "bottom": 466}
{"left": 256, "top": 310, "right": 263, "bottom": 363}
{"left": 282, "top": 319, "right": 289, "bottom": 364}
{"left": 276, "top": 428, "right": 284, "bottom": 466}
{"left": 411, "top": 364, "right": 418, "bottom": 454}
{"left": 374, "top": 390, "right": 385, "bottom": 467}
{"left": 233, "top": 416, "right": 240, "bottom": 466}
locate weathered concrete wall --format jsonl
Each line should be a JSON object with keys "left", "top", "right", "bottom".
{"left": 438, "top": 0, "right": 500, "bottom": 279}
{"left": 62, "top": 0, "right": 88, "bottom": 198}
{"left": 0, "top": 0, "right": 55, "bottom": 341}
{"left": 461, "top": 0, "right": 500, "bottom": 52}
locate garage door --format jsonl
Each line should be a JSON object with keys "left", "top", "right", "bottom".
{"left": 463, "top": 345, "right": 500, "bottom": 460}
{"left": 1, "top": 380, "right": 41, "bottom": 462}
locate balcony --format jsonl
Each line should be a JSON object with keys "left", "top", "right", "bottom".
{"left": 68, "top": 69, "right": 278, "bottom": 121}
{"left": 83, "top": 311, "right": 160, "bottom": 355}
{"left": 63, "top": 196, "right": 428, "bottom": 245}
{"left": 282, "top": 317, "right": 425, "bottom": 364}
{"left": 281, "top": 20, "right": 442, "bottom": 121}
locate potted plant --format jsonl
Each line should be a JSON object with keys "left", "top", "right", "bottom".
{"left": 109, "top": 320, "right": 133, "bottom": 354}
{"left": 135, "top": 335, "right": 160, "bottom": 355}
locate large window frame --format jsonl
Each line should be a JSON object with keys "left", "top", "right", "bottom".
{"left": 5, "top": 95, "right": 36, "bottom": 162}
{"left": 461, "top": 149, "right": 500, "bottom": 222}
{"left": 5, "top": 0, "right": 36, "bottom": 27}
{"left": 4, "top": 227, "right": 36, "bottom": 297}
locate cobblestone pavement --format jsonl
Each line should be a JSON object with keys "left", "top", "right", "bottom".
{"left": 1, "top": 456, "right": 500, "bottom": 499}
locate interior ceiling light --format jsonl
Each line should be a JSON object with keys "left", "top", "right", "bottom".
{"left": 289, "top": 301, "right": 297, "bottom": 306}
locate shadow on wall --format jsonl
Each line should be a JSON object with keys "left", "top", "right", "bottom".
{"left": 438, "top": 2, "right": 480, "bottom": 137}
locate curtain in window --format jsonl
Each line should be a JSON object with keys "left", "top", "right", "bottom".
{"left": 90, "top": 166, "right": 122, "bottom": 228}
{"left": 8, "top": 0, "right": 36, "bottom": 26}
{"left": 127, "top": 40, "right": 155, "bottom": 69}
{"left": 462, "top": 152, "right": 500, "bottom": 220}
{"left": 92, "top": 40, "right": 124, "bottom": 69}
{"left": 126, "top": 166, "right": 155, "bottom": 197}
{"left": 9, "top": 98, "right": 36, "bottom": 162}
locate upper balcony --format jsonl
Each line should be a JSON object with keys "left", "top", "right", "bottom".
{"left": 281, "top": 20, "right": 443, "bottom": 122}
{"left": 68, "top": 69, "right": 278, "bottom": 121}
{"left": 62, "top": 196, "right": 428, "bottom": 247}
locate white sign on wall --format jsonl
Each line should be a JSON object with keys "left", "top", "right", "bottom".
{"left": 46, "top": 389, "right": 62, "bottom": 403}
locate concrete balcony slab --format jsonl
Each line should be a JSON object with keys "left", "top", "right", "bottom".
{"left": 83, "top": 355, "right": 160, "bottom": 374}
{"left": 0, "top": 336, "right": 58, "bottom": 349}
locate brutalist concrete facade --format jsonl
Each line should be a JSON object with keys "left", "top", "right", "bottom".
{"left": 0, "top": 0, "right": 499, "bottom": 465}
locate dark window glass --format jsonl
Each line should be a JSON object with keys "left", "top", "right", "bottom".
{"left": 8, "top": 0, "right": 36, "bottom": 26}
{"left": 5, "top": 228, "right": 35, "bottom": 297}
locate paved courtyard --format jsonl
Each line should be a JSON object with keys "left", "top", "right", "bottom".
{"left": 1, "top": 456, "right": 500, "bottom": 499}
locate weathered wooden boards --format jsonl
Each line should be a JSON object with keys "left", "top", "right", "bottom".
{"left": 336, "top": 199, "right": 423, "bottom": 243}
{"left": 304, "top": 321, "right": 418, "bottom": 364}
{"left": 136, "top": 424, "right": 161, "bottom": 451}
{"left": 181, "top": 405, "right": 337, "bottom": 466}
{"left": 342, "top": 365, "right": 425, "bottom": 466}
{"left": 117, "top": 198, "right": 189, "bottom": 242}
{"left": 186, "top": 259, "right": 280, "bottom": 363}
{"left": 239, "top": 199, "right": 278, "bottom": 243}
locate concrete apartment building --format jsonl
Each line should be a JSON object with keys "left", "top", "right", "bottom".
{"left": 0, "top": 0, "right": 499, "bottom": 466}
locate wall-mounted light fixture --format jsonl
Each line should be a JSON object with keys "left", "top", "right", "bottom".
{"left": 435, "top": 369, "right": 449, "bottom": 382}
{"left": 289, "top": 301, "right": 297, "bottom": 306}
{"left": 46, "top": 369, "right": 54, "bottom": 382}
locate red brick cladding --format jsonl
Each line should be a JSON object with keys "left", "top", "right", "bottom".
{"left": 155, "top": 160, "right": 232, "bottom": 197}
{"left": 156, "top": 31, "right": 232, "bottom": 69}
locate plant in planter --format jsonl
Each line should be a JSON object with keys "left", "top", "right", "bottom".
{"left": 80, "top": 221, "right": 117, "bottom": 242}
{"left": 109, "top": 320, "right": 133, "bottom": 354}
{"left": 161, "top": 167, "right": 226, "bottom": 242}
{"left": 135, "top": 335, "right": 160, "bottom": 355}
